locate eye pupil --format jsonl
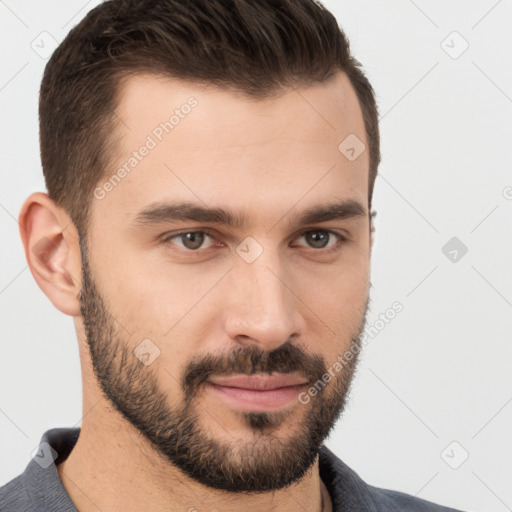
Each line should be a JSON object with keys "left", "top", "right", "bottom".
{"left": 306, "top": 231, "right": 329, "bottom": 248}
{"left": 182, "top": 232, "right": 205, "bottom": 250}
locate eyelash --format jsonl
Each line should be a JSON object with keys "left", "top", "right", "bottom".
{"left": 159, "top": 229, "right": 348, "bottom": 255}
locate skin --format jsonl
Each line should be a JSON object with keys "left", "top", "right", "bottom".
{"left": 19, "top": 70, "right": 374, "bottom": 512}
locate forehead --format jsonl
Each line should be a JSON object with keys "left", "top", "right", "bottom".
{"left": 93, "top": 71, "right": 369, "bottom": 228}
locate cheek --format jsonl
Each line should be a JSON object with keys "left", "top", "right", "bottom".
{"left": 294, "top": 260, "right": 369, "bottom": 357}
{"left": 101, "top": 260, "right": 226, "bottom": 361}
{"left": 90, "top": 258, "right": 178, "bottom": 343}
{"left": 298, "top": 249, "right": 369, "bottom": 308}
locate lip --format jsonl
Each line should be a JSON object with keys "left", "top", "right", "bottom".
{"left": 206, "top": 374, "right": 309, "bottom": 411}
{"left": 208, "top": 374, "right": 309, "bottom": 390}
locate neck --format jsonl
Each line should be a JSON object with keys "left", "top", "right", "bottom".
{"left": 57, "top": 399, "right": 330, "bottom": 512}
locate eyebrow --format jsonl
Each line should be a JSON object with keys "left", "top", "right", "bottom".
{"left": 133, "top": 199, "right": 367, "bottom": 230}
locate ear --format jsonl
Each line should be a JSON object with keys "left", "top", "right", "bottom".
{"left": 19, "top": 192, "right": 82, "bottom": 316}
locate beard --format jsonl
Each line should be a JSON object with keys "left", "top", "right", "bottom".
{"left": 78, "top": 237, "right": 369, "bottom": 493}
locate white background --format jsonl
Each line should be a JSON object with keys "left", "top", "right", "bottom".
{"left": 1, "top": 1, "right": 511, "bottom": 511}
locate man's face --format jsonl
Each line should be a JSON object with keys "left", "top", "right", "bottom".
{"left": 79, "top": 71, "right": 372, "bottom": 492}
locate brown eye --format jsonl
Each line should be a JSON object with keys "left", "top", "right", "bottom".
{"left": 180, "top": 232, "right": 205, "bottom": 250}
{"left": 161, "top": 231, "right": 215, "bottom": 251}
{"left": 304, "top": 231, "right": 331, "bottom": 249}
{"left": 292, "top": 229, "right": 348, "bottom": 254}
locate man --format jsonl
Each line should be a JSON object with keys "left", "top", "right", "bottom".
{"left": 0, "top": 0, "right": 464, "bottom": 511}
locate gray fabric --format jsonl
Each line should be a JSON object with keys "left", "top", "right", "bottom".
{"left": 0, "top": 429, "right": 79, "bottom": 512}
{"left": 0, "top": 428, "right": 464, "bottom": 511}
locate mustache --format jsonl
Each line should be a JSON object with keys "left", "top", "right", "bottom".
{"left": 182, "top": 342, "right": 327, "bottom": 397}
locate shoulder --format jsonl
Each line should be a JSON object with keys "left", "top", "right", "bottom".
{"left": 318, "top": 445, "right": 465, "bottom": 512}
{"left": 0, "top": 473, "right": 33, "bottom": 512}
{"left": 365, "top": 483, "right": 464, "bottom": 511}
{"left": 0, "top": 427, "right": 80, "bottom": 512}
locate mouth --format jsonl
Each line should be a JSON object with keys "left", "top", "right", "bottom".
{"left": 205, "top": 374, "right": 309, "bottom": 411}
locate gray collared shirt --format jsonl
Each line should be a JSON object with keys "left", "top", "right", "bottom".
{"left": 0, "top": 428, "right": 464, "bottom": 511}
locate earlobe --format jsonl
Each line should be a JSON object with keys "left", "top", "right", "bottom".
{"left": 19, "top": 192, "right": 82, "bottom": 317}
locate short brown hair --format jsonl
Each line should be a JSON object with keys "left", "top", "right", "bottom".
{"left": 40, "top": 0, "right": 380, "bottom": 235}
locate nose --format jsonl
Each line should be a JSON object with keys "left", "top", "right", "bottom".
{"left": 223, "top": 254, "right": 306, "bottom": 352}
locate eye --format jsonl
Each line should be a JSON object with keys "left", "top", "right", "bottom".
{"left": 159, "top": 229, "right": 347, "bottom": 255}
{"left": 160, "top": 231, "right": 216, "bottom": 251}
{"left": 294, "top": 230, "right": 347, "bottom": 251}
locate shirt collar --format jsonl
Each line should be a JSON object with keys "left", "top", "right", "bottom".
{"left": 23, "top": 428, "right": 376, "bottom": 512}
